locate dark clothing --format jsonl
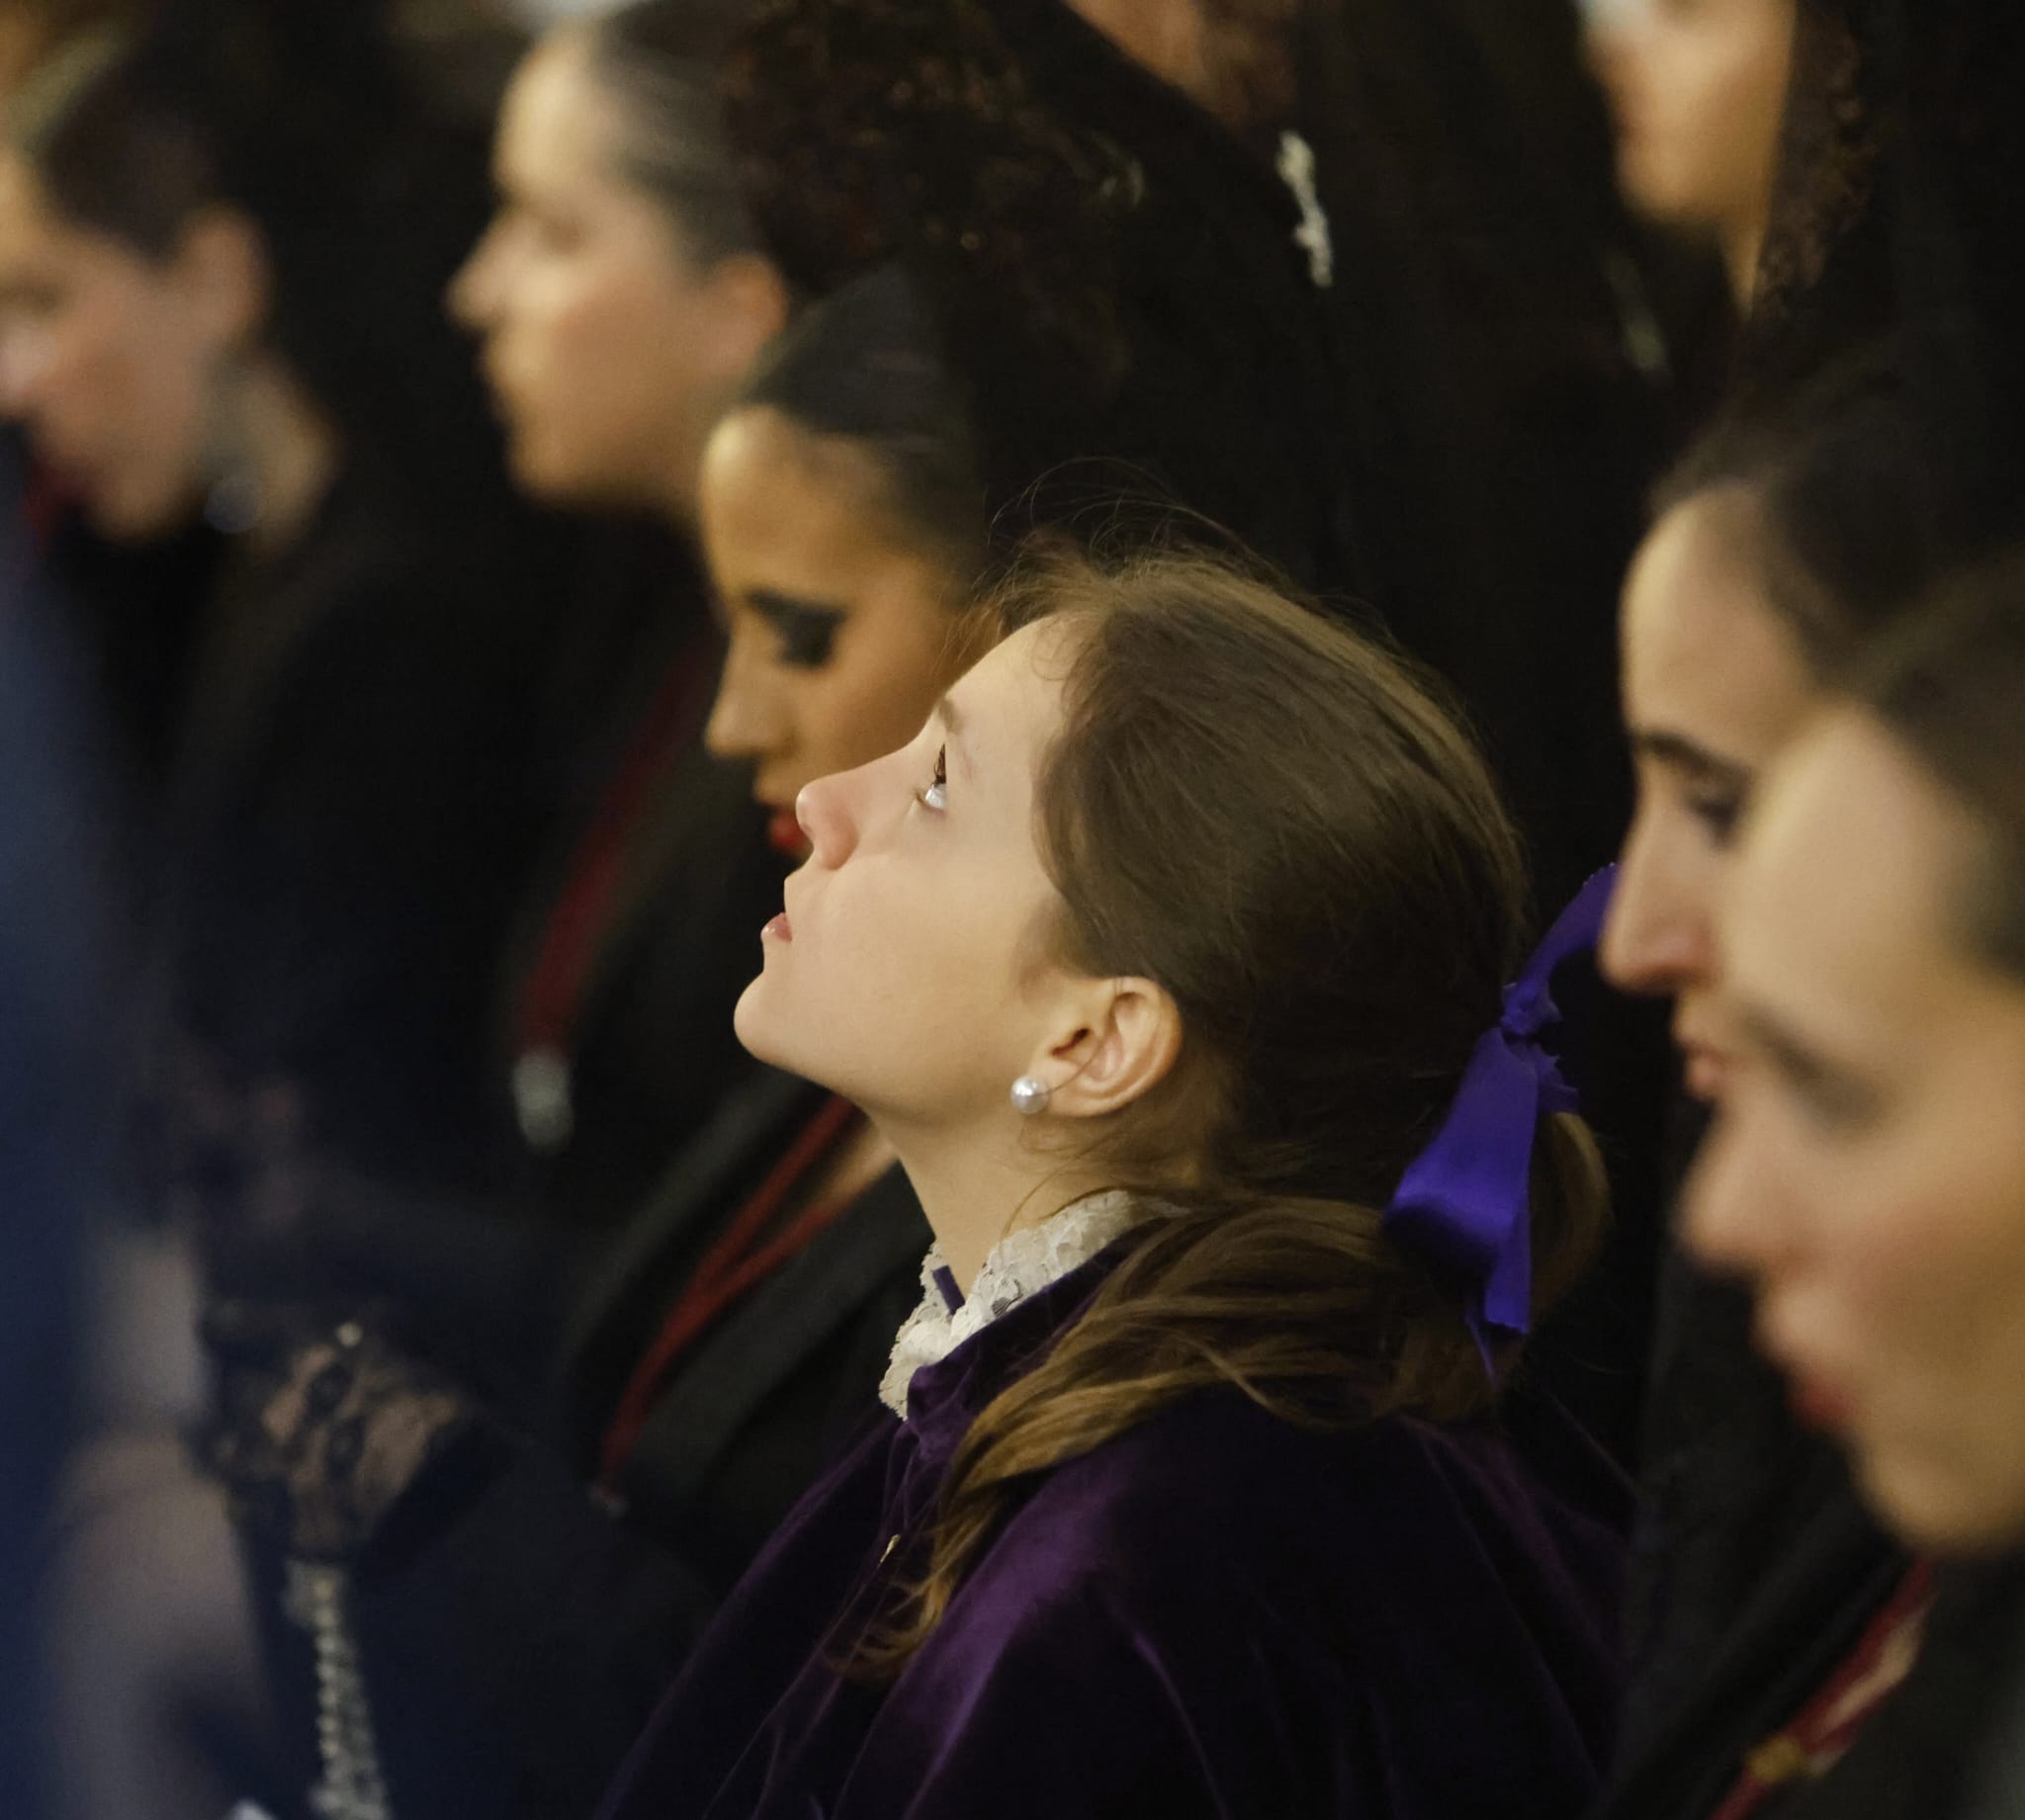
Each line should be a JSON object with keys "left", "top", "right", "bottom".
{"left": 0, "top": 478, "right": 103, "bottom": 1820}
{"left": 1961, "top": 1606, "right": 2025, "bottom": 1820}
{"left": 504, "top": 529, "right": 788, "bottom": 1264}
{"left": 187, "top": 523, "right": 786, "bottom": 1406}
{"left": 326, "top": 1070, "right": 930, "bottom": 1820}
{"left": 601, "top": 1245, "right": 1628, "bottom": 1820}
{"left": 142, "top": 467, "right": 570, "bottom": 1213}
{"left": 1774, "top": 1557, "right": 2025, "bottom": 1820}
{"left": 982, "top": 0, "right": 1662, "bottom": 906}
{"left": 44, "top": 505, "right": 220, "bottom": 846}
{"left": 1592, "top": 1254, "right": 1911, "bottom": 1820}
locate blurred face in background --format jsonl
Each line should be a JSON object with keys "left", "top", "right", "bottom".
{"left": 700, "top": 405, "right": 984, "bottom": 855}
{"left": 449, "top": 30, "right": 786, "bottom": 519}
{"left": 1584, "top": 0, "right": 1798, "bottom": 295}
{"left": 1686, "top": 709, "right": 2025, "bottom": 1556}
{"left": 1601, "top": 488, "right": 1815, "bottom": 1099}
{"left": 0, "top": 150, "right": 235, "bottom": 538}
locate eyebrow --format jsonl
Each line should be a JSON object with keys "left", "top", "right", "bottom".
{"left": 746, "top": 587, "right": 847, "bottom": 626}
{"left": 1628, "top": 728, "right": 1753, "bottom": 794}
{"left": 931, "top": 693, "right": 965, "bottom": 738}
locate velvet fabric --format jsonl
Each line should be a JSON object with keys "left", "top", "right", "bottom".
{"left": 600, "top": 1248, "right": 1626, "bottom": 1820}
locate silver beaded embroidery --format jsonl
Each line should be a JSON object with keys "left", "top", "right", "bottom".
{"left": 283, "top": 1560, "right": 394, "bottom": 1820}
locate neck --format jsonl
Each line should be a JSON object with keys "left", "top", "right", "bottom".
{"left": 1725, "top": 213, "right": 1769, "bottom": 313}
{"left": 1071, "top": 0, "right": 1212, "bottom": 100}
{"left": 223, "top": 355, "right": 341, "bottom": 558}
{"left": 881, "top": 1112, "right": 1119, "bottom": 1294}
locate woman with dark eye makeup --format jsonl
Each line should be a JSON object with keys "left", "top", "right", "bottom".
{"left": 697, "top": 271, "right": 1033, "bottom": 858}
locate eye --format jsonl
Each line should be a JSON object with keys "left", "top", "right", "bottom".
{"left": 915, "top": 744, "right": 947, "bottom": 814}
{"left": 773, "top": 611, "right": 839, "bottom": 670}
{"left": 1688, "top": 789, "right": 1746, "bottom": 847}
{"left": 748, "top": 594, "right": 843, "bottom": 670}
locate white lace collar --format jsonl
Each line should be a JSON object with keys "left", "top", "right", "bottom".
{"left": 878, "top": 1191, "right": 1138, "bottom": 1420}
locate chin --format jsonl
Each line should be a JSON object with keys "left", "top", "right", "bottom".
{"left": 504, "top": 435, "right": 575, "bottom": 504}
{"left": 731, "top": 970, "right": 806, "bottom": 1076}
{"left": 1860, "top": 1444, "right": 2025, "bottom": 1559}
{"left": 88, "top": 486, "right": 194, "bottom": 546}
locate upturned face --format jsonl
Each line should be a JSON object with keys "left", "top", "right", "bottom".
{"left": 1686, "top": 708, "right": 2025, "bottom": 1556}
{"left": 733, "top": 620, "right": 1081, "bottom": 1127}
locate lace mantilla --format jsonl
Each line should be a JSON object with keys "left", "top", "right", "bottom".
{"left": 878, "top": 1191, "right": 1137, "bottom": 1419}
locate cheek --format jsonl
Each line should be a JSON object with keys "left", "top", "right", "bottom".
{"left": 743, "top": 856, "right": 1040, "bottom": 1113}
{"left": 54, "top": 307, "right": 209, "bottom": 492}
{"left": 1629, "top": 27, "right": 1782, "bottom": 210}
{"left": 544, "top": 276, "right": 708, "bottom": 449}
{"left": 1833, "top": 1143, "right": 2025, "bottom": 1546}
{"left": 814, "top": 661, "right": 951, "bottom": 780}
{"left": 1853, "top": 1111, "right": 2025, "bottom": 1403}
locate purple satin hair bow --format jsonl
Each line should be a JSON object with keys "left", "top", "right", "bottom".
{"left": 1384, "top": 866, "right": 1619, "bottom": 1363}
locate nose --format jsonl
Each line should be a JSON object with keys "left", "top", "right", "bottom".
{"left": 1600, "top": 807, "right": 1718, "bottom": 997}
{"left": 0, "top": 317, "right": 48, "bottom": 418}
{"left": 704, "top": 637, "right": 789, "bottom": 767}
{"left": 1580, "top": 0, "right": 1647, "bottom": 99}
{"left": 446, "top": 223, "right": 500, "bottom": 332}
{"left": 794, "top": 767, "right": 861, "bottom": 871}
{"left": 1580, "top": 0, "right": 1647, "bottom": 52}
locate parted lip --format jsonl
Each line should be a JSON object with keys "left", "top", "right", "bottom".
{"left": 1680, "top": 1040, "right": 1727, "bottom": 1102}
{"left": 1758, "top": 1314, "right": 1857, "bottom": 1433}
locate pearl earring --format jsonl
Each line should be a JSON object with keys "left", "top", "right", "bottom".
{"left": 1010, "top": 1076, "right": 1051, "bottom": 1117}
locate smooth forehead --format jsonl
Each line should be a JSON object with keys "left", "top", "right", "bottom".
{"left": 1622, "top": 492, "right": 1815, "bottom": 752}
{"left": 951, "top": 618, "right": 1077, "bottom": 763}
{"left": 705, "top": 409, "right": 890, "bottom": 528}
{"left": 1730, "top": 709, "right": 1983, "bottom": 1039}
{"left": 496, "top": 33, "right": 618, "bottom": 188}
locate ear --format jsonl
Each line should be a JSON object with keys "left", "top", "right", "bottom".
{"left": 169, "top": 206, "right": 269, "bottom": 351}
{"left": 700, "top": 251, "right": 791, "bottom": 373}
{"left": 1028, "top": 976, "right": 1185, "bottom": 1121}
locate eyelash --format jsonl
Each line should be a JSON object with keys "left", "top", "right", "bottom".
{"left": 773, "top": 616, "right": 838, "bottom": 670}
{"left": 1689, "top": 790, "right": 1745, "bottom": 846}
{"left": 916, "top": 745, "right": 947, "bottom": 814}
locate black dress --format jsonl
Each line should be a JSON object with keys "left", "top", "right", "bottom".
{"left": 175, "top": 515, "right": 788, "bottom": 1405}
{"left": 1592, "top": 1252, "right": 1909, "bottom": 1820}
{"left": 978, "top": 0, "right": 1666, "bottom": 906}
{"left": 264, "top": 1069, "right": 932, "bottom": 1820}
{"left": 137, "top": 465, "right": 573, "bottom": 1225}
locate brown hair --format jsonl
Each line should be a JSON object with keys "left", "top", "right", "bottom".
{"left": 5, "top": 0, "right": 503, "bottom": 512}
{"left": 1860, "top": 558, "right": 2025, "bottom": 982}
{"left": 1651, "top": 347, "right": 1944, "bottom": 675}
{"left": 575, "top": 0, "right": 762, "bottom": 267}
{"left": 853, "top": 547, "right": 1610, "bottom": 1674}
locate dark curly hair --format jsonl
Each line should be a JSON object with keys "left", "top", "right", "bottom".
{"left": 720, "top": 0, "right": 1130, "bottom": 385}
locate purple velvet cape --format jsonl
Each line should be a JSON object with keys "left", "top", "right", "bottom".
{"left": 597, "top": 1251, "right": 1625, "bottom": 1820}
